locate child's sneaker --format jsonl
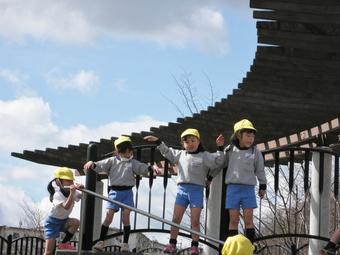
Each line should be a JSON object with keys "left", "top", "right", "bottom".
{"left": 93, "top": 240, "right": 104, "bottom": 252}
{"left": 321, "top": 247, "right": 336, "bottom": 255}
{"left": 163, "top": 243, "right": 177, "bottom": 253}
{"left": 190, "top": 245, "right": 200, "bottom": 255}
{"left": 121, "top": 242, "right": 129, "bottom": 252}
{"left": 57, "top": 242, "right": 76, "bottom": 250}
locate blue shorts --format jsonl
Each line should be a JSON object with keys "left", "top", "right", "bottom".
{"left": 175, "top": 184, "right": 204, "bottom": 208}
{"left": 107, "top": 189, "right": 134, "bottom": 212}
{"left": 225, "top": 184, "right": 257, "bottom": 210}
{"left": 44, "top": 216, "right": 67, "bottom": 240}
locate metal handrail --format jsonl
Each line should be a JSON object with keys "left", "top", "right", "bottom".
{"left": 75, "top": 186, "right": 225, "bottom": 246}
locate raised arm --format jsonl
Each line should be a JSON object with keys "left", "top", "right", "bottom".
{"left": 204, "top": 134, "right": 227, "bottom": 176}
{"left": 144, "top": 135, "right": 182, "bottom": 164}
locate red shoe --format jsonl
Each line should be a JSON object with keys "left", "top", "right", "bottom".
{"left": 57, "top": 242, "right": 76, "bottom": 250}
{"left": 191, "top": 245, "right": 200, "bottom": 255}
{"left": 163, "top": 243, "right": 177, "bottom": 253}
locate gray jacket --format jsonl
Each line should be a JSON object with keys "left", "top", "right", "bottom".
{"left": 157, "top": 142, "right": 225, "bottom": 186}
{"left": 94, "top": 156, "right": 150, "bottom": 187}
{"left": 223, "top": 145, "right": 267, "bottom": 186}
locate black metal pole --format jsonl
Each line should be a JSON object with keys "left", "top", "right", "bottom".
{"left": 81, "top": 143, "right": 98, "bottom": 250}
{"left": 7, "top": 234, "right": 12, "bottom": 254}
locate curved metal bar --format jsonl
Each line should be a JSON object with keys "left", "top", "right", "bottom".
{"left": 254, "top": 233, "right": 330, "bottom": 242}
{"left": 263, "top": 147, "right": 340, "bottom": 157}
{"left": 76, "top": 186, "right": 225, "bottom": 246}
{"left": 105, "top": 228, "right": 219, "bottom": 250}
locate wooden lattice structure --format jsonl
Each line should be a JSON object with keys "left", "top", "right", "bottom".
{"left": 12, "top": 0, "right": 340, "bottom": 170}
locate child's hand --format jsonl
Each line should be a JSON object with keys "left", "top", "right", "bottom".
{"left": 152, "top": 165, "right": 162, "bottom": 175}
{"left": 69, "top": 184, "right": 76, "bottom": 193}
{"left": 216, "top": 134, "right": 225, "bottom": 147}
{"left": 144, "top": 135, "right": 159, "bottom": 142}
{"left": 84, "top": 161, "right": 95, "bottom": 170}
{"left": 74, "top": 183, "right": 84, "bottom": 189}
{"left": 258, "top": 189, "right": 266, "bottom": 199}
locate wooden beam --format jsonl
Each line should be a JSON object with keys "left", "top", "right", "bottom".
{"left": 250, "top": 0, "right": 340, "bottom": 15}
{"left": 254, "top": 10, "right": 340, "bottom": 24}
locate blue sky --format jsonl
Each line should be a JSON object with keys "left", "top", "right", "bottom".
{"left": 0, "top": 0, "right": 257, "bottom": 234}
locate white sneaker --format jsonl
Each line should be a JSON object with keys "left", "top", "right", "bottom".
{"left": 93, "top": 240, "right": 104, "bottom": 252}
{"left": 121, "top": 242, "right": 129, "bottom": 252}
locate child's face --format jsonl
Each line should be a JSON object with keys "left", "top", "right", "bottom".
{"left": 238, "top": 131, "right": 255, "bottom": 148}
{"left": 61, "top": 179, "right": 74, "bottom": 187}
{"left": 182, "top": 135, "right": 200, "bottom": 152}
{"left": 119, "top": 149, "right": 133, "bottom": 159}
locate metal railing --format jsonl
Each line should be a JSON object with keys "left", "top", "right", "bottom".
{"left": 254, "top": 147, "right": 340, "bottom": 254}
{"left": 0, "top": 235, "right": 45, "bottom": 255}
{"left": 2, "top": 144, "right": 339, "bottom": 255}
{"left": 79, "top": 143, "right": 340, "bottom": 254}
{"left": 81, "top": 143, "right": 218, "bottom": 252}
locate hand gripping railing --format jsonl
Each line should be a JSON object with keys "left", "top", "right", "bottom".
{"left": 75, "top": 186, "right": 225, "bottom": 246}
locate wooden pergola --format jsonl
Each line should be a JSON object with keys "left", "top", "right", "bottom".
{"left": 12, "top": 0, "right": 340, "bottom": 171}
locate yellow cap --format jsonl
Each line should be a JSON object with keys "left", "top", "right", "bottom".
{"left": 233, "top": 119, "right": 257, "bottom": 134}
{"left": 222, "top": 234, "right": 254, "bottom": 255}
{"left": 54, "top": 167, "right": 75, "bottom": 181}
{"left": 180, "top": 128, "right": 200, "bottom": 139}
{"left": 114, "top": 136, "right": 132, "bottom": 149}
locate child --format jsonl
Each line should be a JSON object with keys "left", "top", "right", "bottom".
{"left": 222, "top": 234, "right": 254, "bottom": 255}
{"left": 223, "top": 119, "right": 267, "bottom": 243}
{"left": 83, "top": 136, "right": 160, "bottom": 252}
{"left": 320, "top": 227, "right": 340, "bottom": 255}
{"left": 43, "top": 167, "right": 82, "bottom": 255}
{"left": 144, "top": 128, "right": 225, "bottom": 255}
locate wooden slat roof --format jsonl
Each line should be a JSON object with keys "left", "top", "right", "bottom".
{"left": 12, "top": 0, "right": 340, "bottom": 171}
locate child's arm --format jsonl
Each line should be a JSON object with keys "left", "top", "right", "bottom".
{"left": 203, "top": 134, "right": 226, "bottom": 173}
{"left": 144, "top": 135, "right": 182, "bottom": 164}
{"left": 74, "top": 183, "right": 84, "bottom": 201}
{"left": 61, "top": 185, "right": 77, "bottom": 210}
{"left": 254, "top": 147, "right": 267, "bottom": 198}
{"left": 132, "top": 160, "right": 162, "bottom": 176}
{"left": 84, "top": 161, "right": 95, "bottom": 170}
{"left": 83, "top": 158, "right": 112, "bottom": 175}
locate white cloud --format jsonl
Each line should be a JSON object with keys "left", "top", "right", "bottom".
{"left": 45, "top": 69, "right": 100, "bottom": 94}
{"left": 0, "top": 68, "right": 21, "bottom": 84}
{"left": 0, "top": 0, "right": 240, "bottom": 54}
{"left": 0, "top": 96, "right": 166, "bottom": 227}
{"left": 0, "top": 96, "right": 165, "bottom": 152}
{"left": 0, "top": 184, "right": 44, "bottom": 227}
{"left": 114, "top": 78, "right": 127, "bottom": 91}
{"left": 59, "top": 116, "right": 164, "bottom": 146}
{"left": 0, "top": 67, "right": 35, "bottom": 96}
{"left": 0, "top": 96, "right": 58, "bottom": 152}
{"left": 0, "top": 0, "right": 95, "bottom": 44}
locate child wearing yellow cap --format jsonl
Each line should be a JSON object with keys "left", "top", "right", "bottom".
{"left": 222, "top": 119, "right": 267, "bottom": 243}
{"left": 222, "top": 234, "right": 254, "bottom": 255}
{"left": 44, "top": 167, "right": 83, "bottom": 254}
{"left": 144, "top": 129, "right": 225, "bottom": 254}
{"left": 83, "top": 136, "right": 160, "bottom": 252}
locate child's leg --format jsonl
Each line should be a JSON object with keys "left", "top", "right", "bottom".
{"left": 170, "top": 204, "right": 187, "bottom": 240}
{"left": 62, "top": 218, "right": 79, "bottom": 243}
{"left": 228, "top": 209, "right": 240, "bottom": 236}
{"left": 122, "top": 209, "right": 131, "bottom": 243}
{"left": 330, "top": 228, "right": 340, "bottom": 244}
{"left": 243, "top": 208, "right": 255, "bottom": 243}
{"left": 99, "top": 209, "right": 115, "bottom": 241}
{"left": 43, "top": 239, "right": 56, "bottom": 255}
{"left": 322, "top": 227, "right": 340, "bottom": 253}
{"left": 190, "top": 207, "right": 202, "bottom": 242}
